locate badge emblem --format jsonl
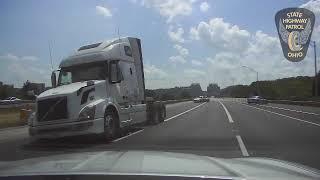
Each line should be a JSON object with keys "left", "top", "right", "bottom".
{"left": 275, "top": 8, "right": 315, "bottom": 62}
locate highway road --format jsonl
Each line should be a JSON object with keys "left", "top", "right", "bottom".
{"left": 0, "top": 98, "right": 320, "bottom": 171}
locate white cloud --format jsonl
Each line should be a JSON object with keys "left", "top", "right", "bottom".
{"left": 21, "top": 56, "right": 38, "bottom": 61}
{"left": 0, "top": 54, "right": 19, "bottom": 61}
{"left": 200, "top": 2, "right": 210, "bottom": 12}
{"left": 207, "top": 52, "right": 241, "bottom": 69}
{"left": 0, "top": 53, "right": 50, "bottom": 87}
{"left": 189, "top": 18, "right": 250, "bottom": 52}
{"left": 191, "top": 60, "right": 203, "bottom": 66}
{"left": 174, "top": 44, "right": 189, "bottom": 57}
{"left": 189, "top": 27, "right": 200, "bottom": 40}
{"left": 0, "top": 54, "right": 38, "bottom": 61}
{"left": 96, "top": 5, "right": 112, "bottom": 18}
{"left": 169, "top": 55, "right": 186, "bottom": 63}
{"left": 169, "top": 44, "right": 188, "bottom": 64}
{"left": 184, "top": 69, "right": 205, "bottom": 77}
{"left": 300, "top": 0, "right": 320, "bottom": 16}
{"left": 144, "top": 64, "right": 168, "bottom": 80}
{"left": 312, "top": 25, "right": 320, "bottom": 44}
{"left": 140, "top": 0, "right": 195, "bottom": 22}
{"left": 186, "top": 15, "right": 320, "bottom": 88}
{"left": 129, "top": 0, "right": 138, "bottom": 3}
{"left": 168, "top": 26, "right": 185, "bottom": 43}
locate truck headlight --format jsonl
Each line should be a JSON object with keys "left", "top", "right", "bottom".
{"left": 78, "top": 105, "right": 96, "bottom": 121}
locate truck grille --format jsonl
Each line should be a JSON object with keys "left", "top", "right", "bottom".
{"left": 37, "top": 97, "right": 68, "bottom": 122}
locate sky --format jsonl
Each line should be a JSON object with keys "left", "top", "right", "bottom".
{"left": 0, "top": 0, "right": 320, "bottom": 90}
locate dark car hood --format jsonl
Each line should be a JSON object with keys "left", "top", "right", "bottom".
{"left": 0, "top": 151, "right": 319, "bottom": 179}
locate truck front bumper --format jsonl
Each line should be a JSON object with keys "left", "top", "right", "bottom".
{"left": 29, "top": 118, "right": 104, "bottom": 140}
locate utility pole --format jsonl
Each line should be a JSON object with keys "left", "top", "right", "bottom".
{"left": 48, "top": 41, "right": 53, "bottom": 70}
{"left": 312, "top": 41, "right": 318, "bottom": 97}
{"left": 242, "top": 65, "right": 259, "bottom": 95}
{"left": 256, "top": 71, "right": 259, "bottom": 95}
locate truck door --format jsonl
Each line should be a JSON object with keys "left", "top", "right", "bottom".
{"left": 118, "top": 61, "right": 136, "bottom": 124}
{"left": 109, "top": 60, "right": 133, "bottom": 126}
{"left": 126, "top": 64, "right": 146, "bottom": 124}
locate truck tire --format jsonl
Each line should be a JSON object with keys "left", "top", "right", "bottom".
{"left": 153, "top": 103, "right": 166, "bottom": 124}
{"left": 153, "top": 110, "right": 160, "bottom": 124}
{"left": 103, "top": 110, "right": 119, "bottom": 141}
{"left": 159, "top": 105, "right": 166, "bottom": 122}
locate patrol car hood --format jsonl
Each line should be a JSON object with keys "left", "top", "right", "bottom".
{"left": 37, "top": 80, "right": 105, "bottom": 99}
{"left": 0, "top": 150, "right": 319, "bottom": 179}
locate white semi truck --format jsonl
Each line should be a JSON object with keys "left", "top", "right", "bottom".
{"left": 29, "top": 37, "right": 166, "bottom": 141}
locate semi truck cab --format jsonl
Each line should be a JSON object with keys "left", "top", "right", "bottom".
{"left": 29, "top": 37, "right": 166, "bottom": 141}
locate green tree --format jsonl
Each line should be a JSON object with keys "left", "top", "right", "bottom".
{"left": 180, "top": 90, "right": 191, "bottom": 99}
{"left": 207, "top": 83, "right": 220, "bottom": 97}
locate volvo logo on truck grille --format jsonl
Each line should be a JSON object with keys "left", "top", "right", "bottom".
{"left": 275, "top": 8, "right": 315, "bottom": 62}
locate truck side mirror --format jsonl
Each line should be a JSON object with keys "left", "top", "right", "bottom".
{"left": 51, "top": 71, "right": 57, "bottom": 88}
{"left": 109, "top": 61, "right": 121, "bottom": 84}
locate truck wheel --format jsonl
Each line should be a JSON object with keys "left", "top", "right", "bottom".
{"left": 159, "top": 106, "right": 166, "bottom": 122}
{"left": 104, "top": 110, "right": 119, "bottom": 141}
{"left": 153, "top": 110, "right": 160, "bottom": 124}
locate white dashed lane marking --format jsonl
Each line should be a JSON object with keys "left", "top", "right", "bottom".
{"left": 113, "top": 102, "right": 207, "bottom": 142}
{"left": 218, "top": 100, "right": 249, "bottom": 157}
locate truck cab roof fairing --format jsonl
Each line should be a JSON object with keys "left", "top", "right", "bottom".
{"left": 59, "top": 37, "right": 134, "bottom": 68}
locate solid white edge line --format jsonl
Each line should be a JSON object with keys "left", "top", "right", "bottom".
{"left": 236, "top": 135, "right": 249, "bottom": 157}
{"left": 164, "top": 102, "right": 206, "bottom": 122}
{"left": 259, "top": 104, "right": 319, "bottom": 116}
{"left": 113, "top": 102, "right": 206, "bottom": 142}
{"left": 112, "top": 129, "right": 144, "bottom": 142}
{"left": 217, "top": 100, "right": 234, "bottom": 123}
{"left": 242, "top": 103, "right": 320, "bottom": 127}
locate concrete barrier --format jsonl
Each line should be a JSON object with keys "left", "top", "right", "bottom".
{"left": 159, "top": 99, "right": 192, "bottom": 105}
{"left": 0, "top": 102, "right": 34, "bottom": 109}
{"left": 224, "top": 97, "right": 320, "bottom": 107}
{"left": 266, "top": 100, "right": 320, "bottom": 107}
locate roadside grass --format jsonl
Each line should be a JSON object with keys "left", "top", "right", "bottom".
{"left": 0, "top": 108, "right": 28, "bottom": 129}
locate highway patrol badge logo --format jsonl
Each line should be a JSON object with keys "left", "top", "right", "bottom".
{"left": 275, "top": 8, "right": 315, "bottom": 62}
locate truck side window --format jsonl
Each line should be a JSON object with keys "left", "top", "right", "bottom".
{"left": 124, "top": 46, "right": 132, "bottom": 57}
{"left": 109, "top": 61, "right": 123, "bottom": 83}
{"left": 110, "top": 62, "right": 119, "bottom": 83}
{"left": 99, "top": 62, "right": 108, "bottom": 78}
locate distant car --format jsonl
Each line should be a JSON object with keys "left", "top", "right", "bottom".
{"left": 202, "top": 96, "right": 210, "bottom": 102}
{"left": 193, "top": 96, "right": 209, "bottom": 103}
{"left": 193, "top": 97, "right": 202, "bottom": 103}
{"left": 0, "top": 97, "right": 21, "bottom": 105}
{"left": 247, "top": 96, "right": 267, "bottom": 104}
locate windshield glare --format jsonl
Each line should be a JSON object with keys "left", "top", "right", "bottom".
{"left": 58, "top": 62, "right": 107, "bottom": 86}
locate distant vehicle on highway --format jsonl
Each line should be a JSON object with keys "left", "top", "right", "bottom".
{"left": 247, "top": 96, "right": 267, "bottom": 104}
{"left": 0, "top": 97, "right": 21, "bottom": 105}
{"left": 203, "top": 96, "right": 210, "bottom": 102}
{"left": 193, "top": 96, "right": 209, "bottom": 103}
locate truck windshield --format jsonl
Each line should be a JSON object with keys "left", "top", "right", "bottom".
{"left": 58, "top": 62, "right": 107, "bottom": 86}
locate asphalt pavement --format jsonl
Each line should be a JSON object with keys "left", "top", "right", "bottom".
{"left": 0, "top": 99, "right": 320, "bottom": 171}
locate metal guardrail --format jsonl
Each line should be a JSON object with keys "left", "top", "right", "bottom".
{"left": 160, "top": 99, "right": 192, "bottom": 104}
{"left": 266, "top": 99, "right": 320, "bottom": 107}
{"left": 0, "top": 102, "right": 35, "bottom": 109}
{"left": 222, "top": 97, "right": 320, "bottom": 107}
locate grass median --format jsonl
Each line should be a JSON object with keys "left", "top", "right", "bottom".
{"left": 0, "top": 108, "right": 28, "bottom": 129}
